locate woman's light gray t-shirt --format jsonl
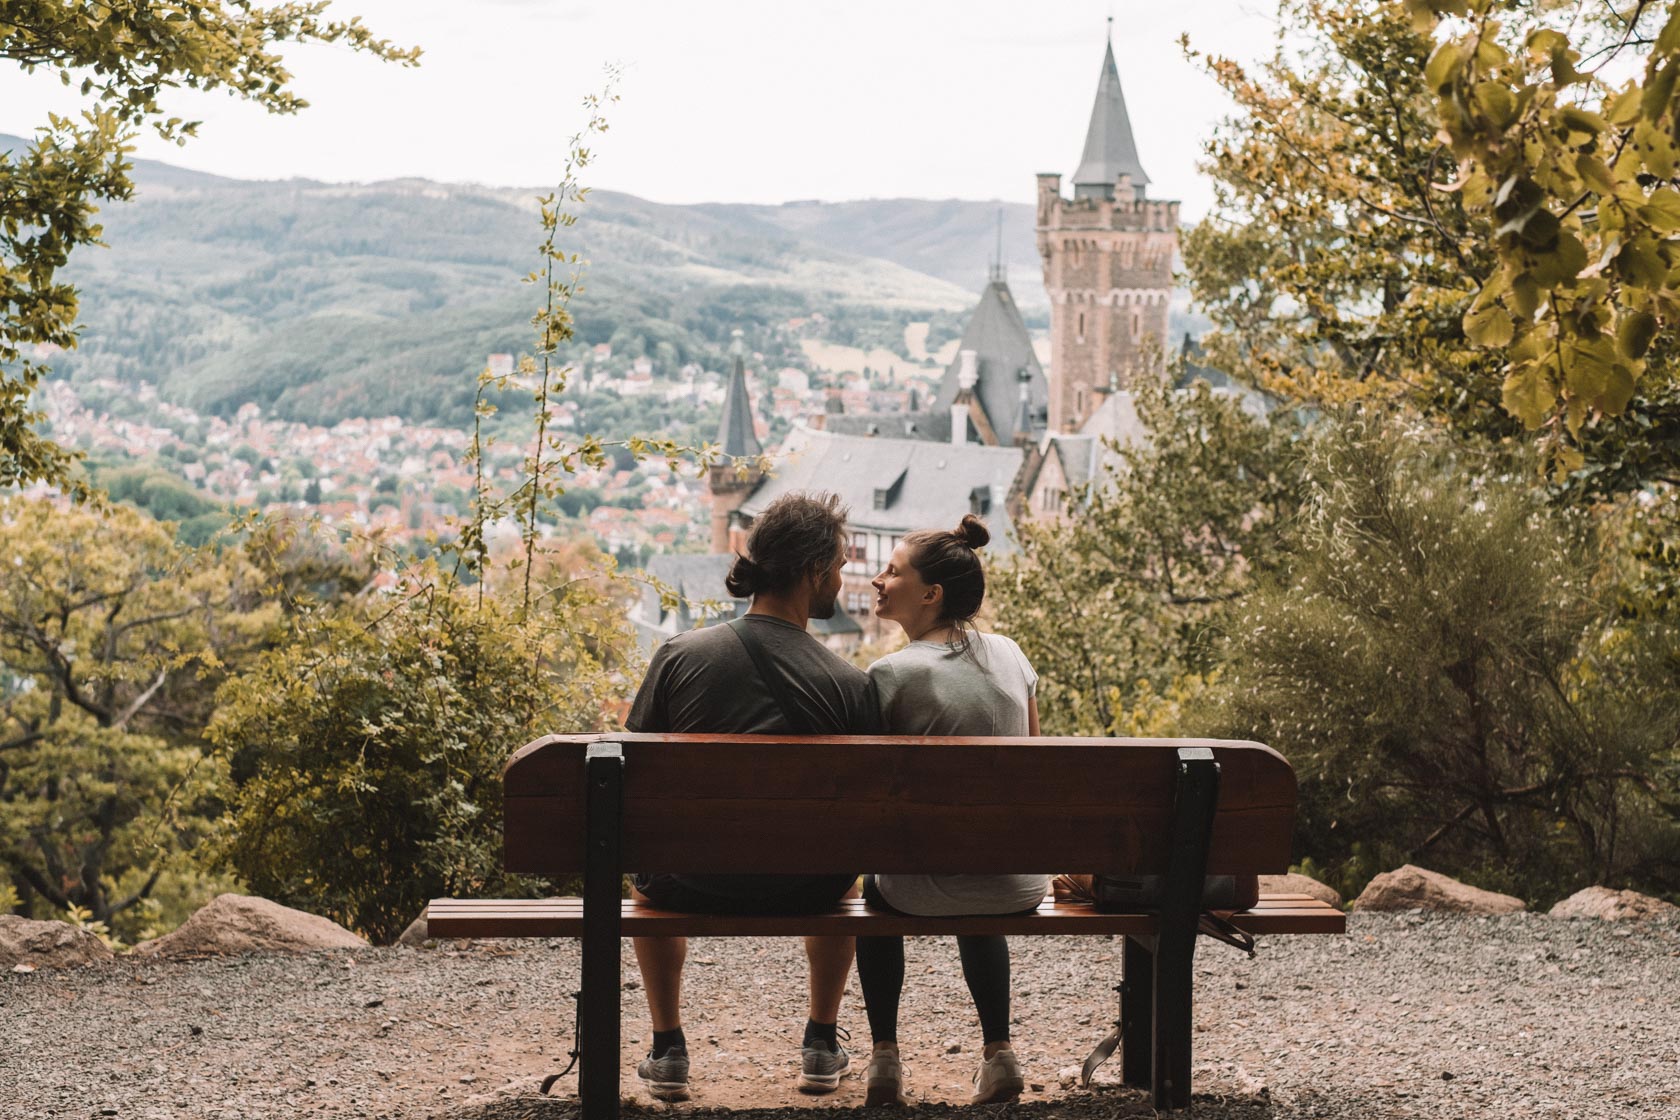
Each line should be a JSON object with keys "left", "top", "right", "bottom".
{"left": 868, "top": 631, "right": 1050, "bottom": 916}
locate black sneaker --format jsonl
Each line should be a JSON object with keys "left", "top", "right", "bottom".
{"left": 798, "top": 1028, "right": 850, "bottom": 1094}
{"left": 637, "top": 1044, "right": 690, "bottom": 1102}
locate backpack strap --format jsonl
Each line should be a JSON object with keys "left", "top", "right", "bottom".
{"left": 727, "top": 617, "right": 815, "bottom": 735}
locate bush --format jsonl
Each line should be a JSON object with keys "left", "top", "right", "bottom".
{"left": 1209, "top": 416, "right": 1680, "bottom": 903}
{"left": 206, "top": 558, "right": 636, "bottom": 944}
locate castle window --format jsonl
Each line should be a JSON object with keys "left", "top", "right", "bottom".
{"left": 1074, "top": 382, "right": 1088, "bottom": 419}
{"left": 1132, "top": 308, "right": 1143, "bottom": 341}
{"left": 1077, "top": 311, "right": 1085, "bottom": 339}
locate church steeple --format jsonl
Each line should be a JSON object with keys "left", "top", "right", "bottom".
{"left": 708, "top": 348, "right": 765, "bottom": 554}
{"left": 1071, "top": 32, "right": 1150, "bottom": 202}
{"left": 716, "top": 353, "right": 762, "bottom": 459}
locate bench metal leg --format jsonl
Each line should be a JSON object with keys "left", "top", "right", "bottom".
{"left": 1120, "top": 934, "right": 1155, "bottom": 1087}
{"left": 1150, "top": 747, "right": 1221, "bottom": 1110}
{"left": 580, "top": 743, "right": 624, "bottom": 1120}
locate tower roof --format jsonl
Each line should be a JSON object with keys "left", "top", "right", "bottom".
{"left": 933, "top": 279, "right": 1048, "bottom": 446}
{"left": 1071, "top": 39, "right": 1150, "bottom": 201}
{"left": 716, "top": 354, "right": 762, "bottom": 459}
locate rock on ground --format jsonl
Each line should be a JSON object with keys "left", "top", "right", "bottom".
{"left": 133, "top": 894, "right": 367, "bottom": 958}
{"left": 1550, "top": 885, "right": 1679, "bottom": 921}
{"left": 0, "top": 915, "right": 113, "bottom": 971}
{"left": 1352, "top": 864, "right": 1526, "bottom": 915}
{"left": 398, "top": 912, "right": 431, "bottom": 948}
{"left": 1259, "top": 873, "right": 1342, "bottom": 908}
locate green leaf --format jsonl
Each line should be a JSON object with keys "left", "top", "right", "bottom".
{"left": 1474, "top": 82, "right": 1518, "bottom": 129}
{"left": 1607, "top": 85, "right": 1643, "bottom": 126}
{"left": 1616, "top": 236, "right": 1668, "bottom": 287}
{"left": 1425, "top": 42, "right": 1466, "bottom": 96}
{"left": 1658, "top": 10, "right": 1680, "bottom": 54}
{"left": 1639, "top": 188, "right": 1680, "bottom": 232}
{"left": 1556, "top": 106, "right": 1607, "bottom": 138}
{"left": 1518, "top": 207, "right": 1562, "bottom": 251}
{"left": 1531, "top": 231, "right": 1587, "bottom": 286}
{"left": 1617, "top": 309, "right": 1659, "bottom": 359}
{"left": 1599, "top": 361, "right": 1637, "bottom": 414}
{"left": 1511, "top": 273, "right": 1542, "bottom": 318}
{"left": 1464, "top": 296, "right": 1515, "bottom": 346}
{"left": 1643, "top": 60, "right": 1678, "bottom": 122}
{"left": 1575, "top": 153, "right": 1616, "bottom": 196}
{"left": 1502, "top": 359, "right": 1556, "bottom": 428}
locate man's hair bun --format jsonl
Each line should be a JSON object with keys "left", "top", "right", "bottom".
{"left": 954, "top": 514, "right": 990, "bottom": 550}
{"left": 724, "top": 554, "right": 762, "bottom": 598}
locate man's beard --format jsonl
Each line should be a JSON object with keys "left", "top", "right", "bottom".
{"left": 809, "top": 594, "right": 837, "bottom": 620}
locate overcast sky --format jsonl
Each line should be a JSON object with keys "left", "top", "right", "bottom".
{"left": 1, "top": 1, "right": 1283, "bottom": 220}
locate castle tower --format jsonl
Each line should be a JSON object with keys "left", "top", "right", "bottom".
{"left": 708, "top": 354, "right": 763, "bottom": 554}
{"left": 1037, "top": 33, "right": 1179, "bottom": 432}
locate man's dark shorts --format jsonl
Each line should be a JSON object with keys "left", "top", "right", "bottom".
{"left": 634, "top": 873, "right": 857, "bottom": 915}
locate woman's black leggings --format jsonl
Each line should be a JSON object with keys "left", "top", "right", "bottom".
{"left": 856, "top": 932, "right": 1012, "bottom": 1045}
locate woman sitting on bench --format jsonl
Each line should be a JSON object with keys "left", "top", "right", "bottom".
{"left": 857, "top": 514, "right": 1047, "bottom": 1106}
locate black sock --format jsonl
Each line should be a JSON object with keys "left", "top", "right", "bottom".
{"left": 803, "top": 1018, "right": 838, "bottom": 1050}
{"left": 651, "top": 1027, "right": 686, "bottom": 1058}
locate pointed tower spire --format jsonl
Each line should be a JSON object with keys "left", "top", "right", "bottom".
{"left": 708, "top": 337, "right": 766, "bottom": 554}
{"left": 716, "top": 352, "right": 763, "bottom": 459}
{"left": 1071, "top": 34, "right": 1150, "bottom": 201}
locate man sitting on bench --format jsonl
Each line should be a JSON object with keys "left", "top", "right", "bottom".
{"left": 624, "top": 491, "right": 880, "bottom": 1102}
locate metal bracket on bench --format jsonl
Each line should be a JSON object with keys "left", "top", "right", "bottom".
{"left": 580, "top": 742, "right": 624, "bottom": 1120}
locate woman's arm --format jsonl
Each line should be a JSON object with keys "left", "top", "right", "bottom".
{"left": 1028, "top": 695, "right": 1040, "bottom": 736}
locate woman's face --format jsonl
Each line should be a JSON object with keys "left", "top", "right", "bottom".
{"left": 872, "top": 542, "right": 939, "bottom": 631}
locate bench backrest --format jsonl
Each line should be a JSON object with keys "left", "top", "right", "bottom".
{"left": 503, "top": 734, "right": 1297, "bottom": 877}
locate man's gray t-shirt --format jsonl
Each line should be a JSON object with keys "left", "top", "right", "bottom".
{"left": 625, "top": 614, "right": 877, "bottom": 901}
{"left": 626, "top": 615, "right": 878, "bottom": 736}
{"left": 868, "top": 631, "right": 1049, "bottom": 916}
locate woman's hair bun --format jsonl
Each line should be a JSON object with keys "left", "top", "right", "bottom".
{"left": 954, "top": 514, "right": 990, "bottom": 550}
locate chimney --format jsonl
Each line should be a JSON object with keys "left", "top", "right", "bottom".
{"left": 951, "top": 403, "right": 970, "bottom": 446}
{"left": 957, "top": 349, "right": 979, "bottom": 390}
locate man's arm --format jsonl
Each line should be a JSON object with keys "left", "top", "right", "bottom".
{"left": 625, "top": 642, "right": 674, "bottom": 733}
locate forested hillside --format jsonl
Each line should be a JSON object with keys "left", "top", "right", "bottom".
{"left": 8, "top": 137, "right": 1056, "bottom": 426}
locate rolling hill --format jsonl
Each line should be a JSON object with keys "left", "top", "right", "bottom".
{"left": 6, "top": 134, "right": 1057, "bottom": 427}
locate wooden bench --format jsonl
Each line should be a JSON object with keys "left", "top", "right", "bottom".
{"left": 427, "top": 733, "right": 1345, "bottom": 1115}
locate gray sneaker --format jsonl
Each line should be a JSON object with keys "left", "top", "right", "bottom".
{"left": 637, "top": 1045, "right": 690, "bottom": 1102}
{"left": 798, "top": 1034, "right": 850, "bottom": 1094}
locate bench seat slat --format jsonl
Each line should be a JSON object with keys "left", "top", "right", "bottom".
{"left": 426, "top": 895, "right": 1347, "bottom": 939}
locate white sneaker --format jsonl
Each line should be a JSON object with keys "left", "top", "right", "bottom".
{"left": 971, "top": 1046, "right": 1024, "bottom": 1105}
{"left": 864, "top": 1047, "right": 909, "bottom": 1107}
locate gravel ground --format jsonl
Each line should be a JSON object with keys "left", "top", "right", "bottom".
{"left": 3, "top": 912, "right": 1678, "bottom": 1119}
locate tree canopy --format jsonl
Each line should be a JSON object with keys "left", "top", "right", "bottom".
{"left": 1185, "top": 0, "right": 1680, "bottom": 489}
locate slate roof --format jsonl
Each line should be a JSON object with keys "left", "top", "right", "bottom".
{"left": 931, "top": 280, "right": 1048, "bottom": 446}
{"left": 1072, "top": 40, "right": 1151, "bottom": 201}
{"left": 1175, "top": 336, "right": 1274, "bottom": 417}
{"left": 716, "top": 355, "right": 762, "bottom": 458}
{"left": 631, "top": 552, "right": 860, "bottom": 649}
{"left": 821, "top": 410, "right": 952, "bottom": 442}
{"left": 739, "top": 427, "right": 1025, "bottom": 550}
